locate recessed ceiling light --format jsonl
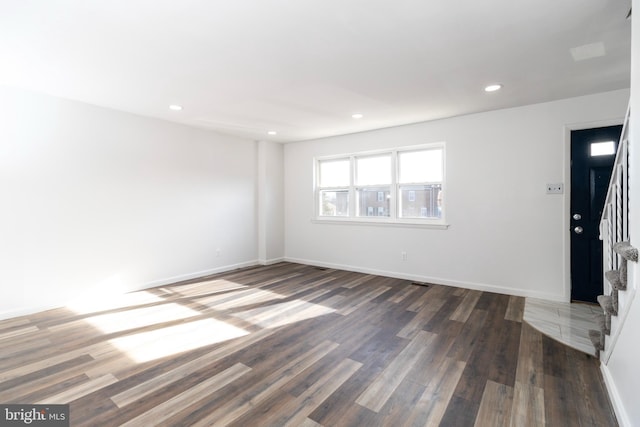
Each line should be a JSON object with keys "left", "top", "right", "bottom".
{"left": 169, "top": 104, "right": 183, "bottom": 111}
{"left": 352, "top": 113, "right": 364, "bottom": 119}
{"left": 267, "top": 130, "right": 277, "bottom": 135}
{"left": 484, "top": 84, "right": 502, "bottom": 92}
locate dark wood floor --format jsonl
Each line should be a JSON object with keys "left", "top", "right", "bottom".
{"left": 0, "top": 263, "right": 617, "bottom": 426}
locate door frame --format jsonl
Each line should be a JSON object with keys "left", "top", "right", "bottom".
{"left": 562, "top": 118, "right": 624, "bottom": 302}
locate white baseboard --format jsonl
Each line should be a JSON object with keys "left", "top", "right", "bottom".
{"left": 601, "top": 364, "right": 630, "bottom": 427}
{"left": 283, "top": 257, "right": 565, "bottom": 302}
{"left": 140, "top": 260, "right": 259, "bottom": 290}
{"left": 258, "top": 257, "right": 285, "bottom": 266}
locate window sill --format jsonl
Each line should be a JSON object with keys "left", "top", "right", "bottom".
{"left": 310, "top": 218, "right": 450, "bottom": 230}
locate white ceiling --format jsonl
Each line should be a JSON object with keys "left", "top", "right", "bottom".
{"left": 0, "top": 0, "right": 631, "bottom": 143}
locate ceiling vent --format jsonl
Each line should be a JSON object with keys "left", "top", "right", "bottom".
{"left": 570, "top": 42, "right": 606, "bottom": 61}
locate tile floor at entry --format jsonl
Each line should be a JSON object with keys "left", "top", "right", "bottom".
{"left": 524, "top": 298, "right": 601, "bottom": 356}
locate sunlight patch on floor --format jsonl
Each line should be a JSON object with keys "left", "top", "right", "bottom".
{"left": 108, "top": 318, "right": 248, "bottom": 363}
{"left": 65, "top": 275, "right": 336, "bottom": 363}
{"left": 78, "top": 303, "right": 201, "bottom": 334}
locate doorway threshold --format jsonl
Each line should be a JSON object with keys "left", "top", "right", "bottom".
{"left": 523, "top": 298, "right": 600, "bottom": 356}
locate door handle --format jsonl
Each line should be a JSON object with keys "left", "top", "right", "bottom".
{"left": 574, "top": 226, "right": 584, "bottom": 234}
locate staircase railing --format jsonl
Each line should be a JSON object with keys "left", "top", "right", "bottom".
{"left": 596, "top": 103, "right": 634, "bottom": 362}
{"left": 600, "top": 105, "right": 630, "bottom": 278}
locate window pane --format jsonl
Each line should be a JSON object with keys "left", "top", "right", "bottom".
{"left": 399, "top": 149, "right": 443, "bottom": 183}
{"left": 319, "top": 159, "right": 350, "bottom": 187}
{"left": 590, "top": 141, "right": 615, "bottom": 157}
{"left": 357, "top": 187, "right": 390, "bottom": 217}
{"left": 356, "top": 155, "right": 391, "bottom": 185}
{"left": 399, "top": 184, "right": 442, "bottom": 218}
{"left": 319, "top": 190, "right": 349, "bottom": 216}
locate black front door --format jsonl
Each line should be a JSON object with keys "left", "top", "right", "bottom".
{"left": 570, "top": 125, "right": 622, "bottom": 303}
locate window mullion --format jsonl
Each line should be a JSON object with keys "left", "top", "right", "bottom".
{"left": 390, "top": 150, "right": 398, "bottom": 219}
{"left": 349, "top": 156, "right": 356, "bottom": 218}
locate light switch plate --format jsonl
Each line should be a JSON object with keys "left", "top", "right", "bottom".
{"left": 546, "top": 183, "right": 564, "bottom": 194}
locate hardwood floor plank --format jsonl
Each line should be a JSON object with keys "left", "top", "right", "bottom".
{"left": 233, "top": 292, "right": 336, "bottom": 329}
{"left": 83, "top": 353, "right": 142, "bottom": 380}
{"left": 405, "top": 284, "right": 439, "bottom": 312}
{"left": 192, "top": 340, "right": 340, "bottom": 426}
{"left": 450, "top": 290, "right": 482, "bottom": 322}
{"left": 341, "top": 274, "right": 375, "bottom": 289}
{"left": 257, "top": 358, "right": 362, "bottom": 427}
{"left": 446, "top": 308, "right": 489, "bottom": 362}
{"left": 337, "top": 286, "right": 391, "bottom": 316}
{"left": 0, "top": 317, "right": 32, "bottom": 331}
{"left": 349, "top": 327, "right": 409, "bottom": 369}
{"left": 396, "top": 297, "right": 446, "bottom": 339}
{"left": 439, "top": 395, "right": 480, "bottom": 427}
{"left": 36, "top": 373, "right": 118, "bottom": 404}
{"left": 504, "top": 295, "right": 525, "bottom": 322}
{"left": 197, "top": 287, "right": 286, "bottom": 310}
{"left": 515, "top": 323, "right": 545, "bottom": 388}
{"left": 487, "top": 317, "right": 521, "bottom": 387}
{"left": 440, "top": 293, "right": 511, "bottom": 425}
{"left": 510, "top": 381, "right": 545, "bottom": 426}
{"left": 543, "top": 373, "right": 581, "bottom": 427}
{"left": 0, "top": 338, "right": 53, "bottom": 365}
{"left": 0, "top": 354, "right": 95, "bottom": 402}
{"left": 0, "top": 325, "right": 40, "bottom": 339}
{"left": 110, "top": 334, "right": 264, "bottom": 408}
{"left": 300, "top": 417, "right": 323, "bottom": 427}
{"left": 162, "top": 278, "right": 248, "bottom": 298}
{"left": 566, "top": 348, "right": 618, "bottom": 427}
{"left": 422, "top": 293, "right": 464, "bottom": 334}
{"left": 473, "top": 380, "right": 514, "bottom": 427}
{"left": 387, "top": 284, "right": 420, "bottom": 304}
{"left": 406, "top": 322, "right": 463, "bottom": 387}
{"left": 266, "top": 273, "right": 342, "bottom": 297}
{"left": 541, "top": 334, "right": 569, "bottom": 378}
{"left": 403, "top": 356, "right": 466, "bottom": 427}
{"left": 377, "top": 376, "right": 427, "bottom": 424}
{"left": 355, "top": 330, "right": 436, "bottom": 412}
{"left": 119, "top": 363, "right": 250, "bottom": 427}
{"left": 0, "top": 342, "right": 112, "bottom": 383}
{"left": 17, "top": 374, "right": 91, "bottom": 405}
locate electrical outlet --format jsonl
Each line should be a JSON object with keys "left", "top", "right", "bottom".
{"left": 216, "top": 248, "right": 221, "bottom": 257}
{"left": 401, "top": 251, "right": 407, "bottom": 261}
{"left": 546, "top": 183, "right": 564, "bottom": 194}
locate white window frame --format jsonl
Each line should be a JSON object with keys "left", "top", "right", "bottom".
{"left": 313, "top": 143, "right": 448, "bottom": 229}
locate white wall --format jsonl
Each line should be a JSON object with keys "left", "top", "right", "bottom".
{"left": 257, "top": 140, "right": 285, "bottom": 264}
{"left": 0, "top": 86, "right": 258, "bottom": 319}
{"left": 601, "top": 1, "right": 640, "bottom": 425}
{"left": 284, "top": 89, "right": 629, "bottom": 301}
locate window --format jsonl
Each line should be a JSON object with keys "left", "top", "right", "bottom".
{"left": 315, "top": 144, "right": 446, "bottom": 226}
{"left": 355, "top": 154, "right": 391, "bottom": 218}
{"left": 398, "top": 149, "right": 443, "bottom": 219}
{"left": 590, "top": 141, "right": 615, "bottom": 157}
{"left": 317, "top": 159, "right": 350, "bottom": 217}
